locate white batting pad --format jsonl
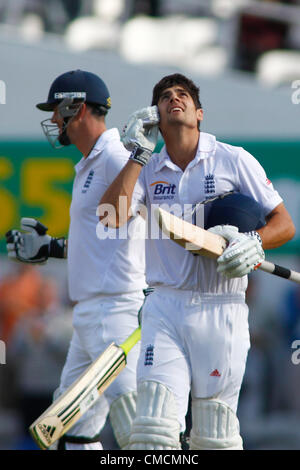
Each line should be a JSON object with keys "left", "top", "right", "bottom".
{"left": 190, "top": 398, "right": 243, "bottom": 450}
{"left": 109, "top": 391, "right": 137, "bottom": 449}
{"left": 128, "top": 381, "right": 181, "bottom": 450}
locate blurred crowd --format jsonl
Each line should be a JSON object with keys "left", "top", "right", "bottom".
{"left": 0, "top": 1, "right": 299, "bottom": 82}
{"left": 238, "top": 272, "right": 300, "bottom": 449}
{"left": 0, "top": 262, "right": 73, "bottom": 449}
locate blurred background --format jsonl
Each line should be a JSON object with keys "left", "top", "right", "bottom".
{"left": 0, "top": 0, "right": 300, "bottom": 451}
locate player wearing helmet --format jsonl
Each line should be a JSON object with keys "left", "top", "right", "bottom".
{"left": 36, "top": 69, "right": 111, "bottom": 149}
{"left": 6, "top": 70, "right": 147, "bottom": 450}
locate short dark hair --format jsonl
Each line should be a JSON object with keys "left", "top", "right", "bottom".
{"left": 86, "top": 102, "right": 108, "bottom": 118}
{"left": 151, "top": 73, "right": 202, "bottom": 109}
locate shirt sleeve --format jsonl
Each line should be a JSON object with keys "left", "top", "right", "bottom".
{"left": 237, "top": 148, "right": 283, "bottom": 216}
{"left": 104, "top": 144, "right": 131, "bottom": 185}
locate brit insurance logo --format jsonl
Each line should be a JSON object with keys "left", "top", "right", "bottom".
{"left": 150, "top": 180, "right": 176, "bottom": 201}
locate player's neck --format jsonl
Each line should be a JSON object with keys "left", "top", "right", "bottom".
{"left": 164, "top": 128, "right": 200, "bottom": 171}
{"left": 76, "top": 122, "right": 107, "bottom": 158}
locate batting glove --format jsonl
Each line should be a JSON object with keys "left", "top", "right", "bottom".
{"left": 5, "top": 218, "right": 66, "bottom": 264}
{"left": 121, "top": 106, "right": 160, "bottom": 166}
{"left": 208, "top": 225, "right": 265, "bottom": 278}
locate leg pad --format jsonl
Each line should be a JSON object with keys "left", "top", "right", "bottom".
{"left": 109, "top": 391, "right": 137, "bottom": 449}
{"left": 190, "top": 398, "right": 243, "bottom": 450}
{"left": 129, "top": 381, "right": 181, "bottom": 450}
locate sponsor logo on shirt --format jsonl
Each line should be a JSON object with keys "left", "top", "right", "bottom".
{"left": 82, "top": 169, "right": 94, "bottom": 193}
{"left": 204, "top": 174, "right": 216, "bottom": 194}
{"left": 150, "top": 180, "right": 176, "bottom": 200}
{"left": 144, "top": 344, "right": 154, "bottom": 366}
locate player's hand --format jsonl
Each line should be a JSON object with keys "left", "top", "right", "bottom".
{"left": 5, "top": 218, "right": 66, "bottom": 264}
{"left": 208, "top": 225, "right": 265, "bottom": 278}
{"left": 121, "top": 106, "right": 160, "bottom": 166}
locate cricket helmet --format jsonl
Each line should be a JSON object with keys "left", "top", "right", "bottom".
{"left": 36, "top": 69, "right": 111, "bottom": 111}
{"left": 204, "top": 192, "right": 266, "bottom": 231}
{"left": 37, "top": 70, "right": 111, "bottom": 148}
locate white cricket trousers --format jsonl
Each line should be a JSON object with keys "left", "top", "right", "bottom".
{"left": 57, "top": 291, "right": 143, "bottom": 440}
{"left": 137, "top": 287, "right": 250, "bottom": 432}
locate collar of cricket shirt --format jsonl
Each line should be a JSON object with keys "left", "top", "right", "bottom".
{"left": 154, "top": 132, "right": 217, "bottom": 173}
{"left": 75, "top": 128, "right": 121, "bottom": 172}
{"left": 88, "top": 128, "right": 121, "bottom": 159}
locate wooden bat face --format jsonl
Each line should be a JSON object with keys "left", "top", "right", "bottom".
{"left": 155, "top": 207, "right": 227, "bottom": 258}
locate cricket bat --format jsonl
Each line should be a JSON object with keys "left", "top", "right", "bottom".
{"left": 29, "top": 326, "right": 141, "bottom": 450}
{"left": 155, "top": 207, "right": 300, "bottom": 284}
{"left": 156, "top": 207, "right": 227, "bottom": 258}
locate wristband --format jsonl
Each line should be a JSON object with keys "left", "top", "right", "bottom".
{"left": 244, "top": 231, "right": 262, "bottom": 245}
{"left": 129, "top": 147, "right": 151, "bottom": 166}
{"left": 49, "top": 238, "right": 66, "bottom": 259}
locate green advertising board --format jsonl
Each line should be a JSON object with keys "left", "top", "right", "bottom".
{"left": 0, "top": 141, "right": 80, "bottom": 253}
{"left": 0, "top": 139, "right": 299, "bottom": 255}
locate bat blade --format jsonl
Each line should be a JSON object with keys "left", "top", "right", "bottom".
{"left": 30, "top": 327, "right": 141, "bottom": 450}
{"left": 155, "top": 207, "right": 227, "bottom": 258}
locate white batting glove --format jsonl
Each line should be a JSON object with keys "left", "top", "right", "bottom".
{"left": 121, "top": 106, "right": 160, "bottom": 166}
{"left": 5, "top": 218, "right": 66, "bottom": 264}
{"left": 208, "top": 225, "right": 265, "bottom": 278}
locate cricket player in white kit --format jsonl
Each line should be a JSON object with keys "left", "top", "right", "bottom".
{"left": 6, "top": 70, "right": 146, "bottom": 450}
{"left": 99, "top": 73, "right": 295, "bottom": 450}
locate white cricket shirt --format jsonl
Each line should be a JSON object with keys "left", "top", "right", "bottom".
{"left": 131, "top": 132, "right": 283, "bottom": 294}
{"left": 68, "top": 128, "right": 146, "bottom": 302}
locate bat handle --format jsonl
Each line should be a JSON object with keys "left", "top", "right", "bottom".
{"left": 120, "top": 327, "right": 141, "bottom": 356}
{"left": 258, "top": 260, "right": 300, "bottom": 284}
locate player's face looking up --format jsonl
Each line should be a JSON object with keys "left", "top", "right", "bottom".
{"left": 157, "top": 86, "right": 203, "bottom": 134}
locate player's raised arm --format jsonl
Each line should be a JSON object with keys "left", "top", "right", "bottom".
{"left": 99, "top": 106, "right": 159, "bottom": 227}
